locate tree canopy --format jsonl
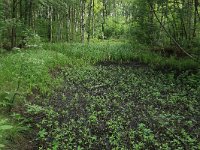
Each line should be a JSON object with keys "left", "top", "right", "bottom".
{"left": 0, "top": 0, "right": 199, "bottom": 50}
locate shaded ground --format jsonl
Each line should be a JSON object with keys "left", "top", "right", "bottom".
{"left": 24, "top": 63, "right": 200, "bottom": 149}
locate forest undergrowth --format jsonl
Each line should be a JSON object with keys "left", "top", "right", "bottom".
{"left": 0, "top": 42, "right": 200, "bottom": 149}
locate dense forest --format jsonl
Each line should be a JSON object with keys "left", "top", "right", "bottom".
{"left": 1, "top": 0, "right": 200, "bottom": 49}
{"left": 0, "top": 0, "right": 200, "bottom": 149}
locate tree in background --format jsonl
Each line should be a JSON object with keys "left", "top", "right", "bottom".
{"left": 0, "top": 0, "right": 199, "bottom": 51}
{"left": 130, "top": 0, "right": 200, "bottom": 49}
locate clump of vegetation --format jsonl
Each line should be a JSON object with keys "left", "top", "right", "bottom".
{"left": 26, "top": 65, "right": 200, "bottom": 149}
{"left": 0, "top": 49, "right": 69, "bottom": 148}
{"left": 0, "top": 114, "right": 30, "bottom": 149}
{"left": 0, "top": 117, "right": 13, "bottom": 148}
{"left": 42, "top": 42, "right": 199, "bottom": 70}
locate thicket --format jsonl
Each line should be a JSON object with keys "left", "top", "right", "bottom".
{"left": 1, "top": 0, "right": 199, "bottom": 53}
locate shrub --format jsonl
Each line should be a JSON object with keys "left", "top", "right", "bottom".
{"left": 22, "top": 29, "right": 42, "bottom": 48}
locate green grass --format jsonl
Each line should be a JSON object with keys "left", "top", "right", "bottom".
{"left": 42, "top": 42, "right": 199, "bottom": 70}
{"left": 0, "top": 49, "right": 67, "bottom": 91}
{"left": 0, "top": 49, "right": 69, "bottom": 148}
{"left": 0, "top": 41, "right": 199, "bottom": 149}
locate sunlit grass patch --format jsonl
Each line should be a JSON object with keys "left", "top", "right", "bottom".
{"left": 0, "top": 49, "right": 67, "bottom": 93}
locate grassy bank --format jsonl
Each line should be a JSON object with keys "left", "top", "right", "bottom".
{"left": 0, "top": 49, "right": 69, "bottom": 148}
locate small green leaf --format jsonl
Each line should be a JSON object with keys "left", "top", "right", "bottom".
{"left": 0, "top": 144, "right": 5, "bottom": 148}
{"left": 0, "top": 125, "right": 13, "bottom": 130}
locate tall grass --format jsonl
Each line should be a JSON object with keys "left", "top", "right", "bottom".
{"left": 42, "top": 42, "right": 199, "bottom": 70}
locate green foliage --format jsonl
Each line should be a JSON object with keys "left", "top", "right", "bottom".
{"left": 0, "top": 48, "right": 69, "bottom": 117}
{"left": 0, "top": 47, "right": 70, "bottom": 148}
{"left": 0, "top": 118, "right": 12, "bottom": 148}
{"left": 26, "top": 63, "right": 200, "bottom": 149}
{"left": 129, "top": 0, "right": 160, "bottom": 45}
{"left": 104, "top": 17, "right": 128, "bottom": 39}
{"left": 129, "top": 0, "right": 200, "bottom": 49}
{"left": 0, "top": 0, "right": 199, "bottom": 148}
{"left": 0, "top": 42, "right": 199, "bottom": 149}
{"left": 42, "top": 42, "right": 199, "bottom": 70}
{"left": 0, "top": 18, "right": 23, "bottom": 49}
{"left": 22, "top": 29, "right": 42, "bottom": 47}
{"left": 0, "top": 115, "right": 29, "bottom": 149}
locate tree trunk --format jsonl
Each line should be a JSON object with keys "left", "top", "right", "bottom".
{"left": 19, "top": 0, "right": 23, "bottom": 20}
{"left": 48, "top": 6, "right": 53, "bottom": 42}
{"left": 71, "top": 5, "right": 75, "bottom": 41}
{"left": 66, "top": 7, "right": 70, "bottom": 42}
{"left": 102, "top": 0, "right": 106, "bottom": 40}
{"left": 28, "top": 0, "right": 33, "bottom": 27}
{"left": 193, "top": 0, "right": 199, "bottom": 37}
{"left": 92, "top": 0, "right": 95, "bottom": 38}
{"left": 87, "top": 0, "right": 93, "bottom": 43}
{"left": 80, "top": 0, "right": 86, "bottom": 43}
{"left": 11, "top": 0, "right": 17, "bottom": 48}
{"left": 24, "top": 0, "right": 29, "bottom": 25}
